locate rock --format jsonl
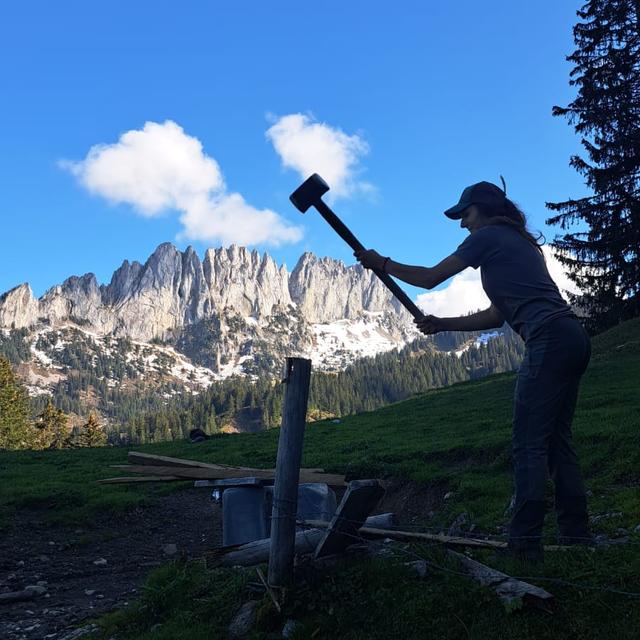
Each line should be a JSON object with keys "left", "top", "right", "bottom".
{"left": 590, "top": 511, "right": 623, "bottom": 524}
{"left": 331, "top": 419, "right": 341, "bottom": 424}
{"left": 448, "top": 512, "right": 469, "bottom": 536}
{"left": 282, "top": 619, "right": 299, "bottom": 637}
{"left": 58, "top": 624, "right": 100, "bottom": 640}
{"left": 161, "top": 543, "right": 178, "bottom": 556}
{"left": 37, "top": 580, "right": 48, "bottom": 587}
{"left": 444, "top": 492, "right": 453, "bottom": 501}
{"left": 38, "top": 555, "right": 50, "bottom": 562}
{"left": 84, "top": 589, "right": 96, "bottom": 596}
{"left": 93, "top": 558, "right": 107, "bottom": 566}
{"left": 25, "top": 585, "right": 48, "bottom": 595}
{"left": 16, "top": 560, "right": 25, "bottom": 567}
{"left": 404, "top": 560, "right": 428, "bottom": 579}
{"left": 634, "top": 524, "right": 640, "bottom": 534}
{"left": 228, "top": 600, "right": 259, "bottom": 638}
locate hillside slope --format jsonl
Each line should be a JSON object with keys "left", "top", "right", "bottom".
{"left": 1, "top": 318, "right": 638, "bottom": 639}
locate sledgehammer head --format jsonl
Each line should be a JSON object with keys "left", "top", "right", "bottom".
{"left": 289, "top": 173, "right": 330, "bottom": 213}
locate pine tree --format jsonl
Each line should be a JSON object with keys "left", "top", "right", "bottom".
{"left": 35, "top": 398, "right": 70, "bottom": 449}
{"left": 76, "top": 413, "right": 107, "bottom": 447}
{"left": 546, "top": 0, "right": 640, "bottom": 332}
{"left": 0, "top": 355, "right": 35, "bottom": 450}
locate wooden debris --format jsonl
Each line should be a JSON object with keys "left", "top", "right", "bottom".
{"left": 301, "top": 520, "right": 567, "bottom": 552}
{"left": 97, "top": 475, "right": 184, "bottom": 484}
{"left": 127, "top": 451, "right": 324, "bottom": 474}
{"left": 210, "top": 514, "right": 394, "bottom": 567}
{"left": 106, "top": 464, "right": 345, "bottom": 486}
{"left": 314, "top": 479, "right": 384, "bottom": 558}
{"left": 211, "top": 529, "right": 325, "bottom": 567}
{"left": 448, "top": 550, "right": 554, "bottom": 608}
{"left": 256, "top": 566, "right": 282, "bottom": 612}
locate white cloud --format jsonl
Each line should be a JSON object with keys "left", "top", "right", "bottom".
{"left": 266, "top": 113, "right": 372, "bottom": 198}
{"left": 415, "top": 268, "right": 490, "bottom": 317}
{"left": 414, "top": 244, "right": 578, "bottom": 317}
{"left": 60, "top": 120, "right": 302, "bottom": 247}
{"left": 542, "top": 245, "right": 580, "bottom": 298}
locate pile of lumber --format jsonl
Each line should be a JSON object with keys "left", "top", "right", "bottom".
{"left": 98, "top": 451, "right": 346, "bottom": 487}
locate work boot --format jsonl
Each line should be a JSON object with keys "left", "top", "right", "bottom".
{"left": 556, "top": 495, "right": 591, "bottom": 546}
{"left": 507, "top": 499, "right": 546, "bottom": 563}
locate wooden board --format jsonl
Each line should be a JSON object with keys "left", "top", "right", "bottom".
{"left": 109, "top": 464, "right": 346, "bottom": 486}
{"left": 98, "top": 476, "right": 184, "bottom": 484}
{"left": 127, "top": 451, "right": 324, "bottom": 474}
{"left": 314, "top": 479, "right": 384, "bottom": 558}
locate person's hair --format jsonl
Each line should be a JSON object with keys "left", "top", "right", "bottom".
{"left": 475, "top": 200, "right": 545, "bottom": 254}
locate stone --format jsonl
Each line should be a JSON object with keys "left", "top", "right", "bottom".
{"left": 282, "top": 619, "right": 299, "bottom": 637}
{"left": 161, "top": 543, "right": 178, "bottom": 556}
{"left": 404, "top": 560, "right": 428, "bottom": 579}
{"left": 84, "top": 589, "right": 96, "bottom": 596}
{"left": 448, "top": 512, "right": 469, "bottom": 536}
{"left": 444, "top": 492, "right": 453, "bottom": 500}
{"left": 25, "top": 585, "right": 47, "bottom": 595}
{"left": 228, "top": 600, "right": 259, "bottom": 638}
{"left": 634, "top": 524, "right": 640, "bottom": 534}
{"left": 93, "top": 558, "right": 107, "bottom": 566}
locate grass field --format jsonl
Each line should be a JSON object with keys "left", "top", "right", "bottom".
{"left": 1, "top": 318, "right": 639, "bottom": 638}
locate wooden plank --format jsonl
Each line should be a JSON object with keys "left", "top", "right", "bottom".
{"left": 448, "top": 550, "right": 554, "bottom": 607}
{"left": 97, "top": 476, "right": 184, "bottom": 484}
{"left": 108, "top": 464, "right": 346, "bottom": 487}
{"left": 193, "top": 478, "right": 271, "bottom": 488}
{"left": 314, "top": 479, "right": 384, "bottom": 558}
{"left": 268, "top": 357, "right": 312, "bottom": 589}
{"left": 127, "top": 451, "right": 324, "bottom": 474}
{"left": 301, "top": 520, "right": 567, "bottom": 552}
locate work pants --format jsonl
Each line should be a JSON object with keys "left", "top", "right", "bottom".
{"left": 508, "top": 316, "right": 591, "bottom": 553}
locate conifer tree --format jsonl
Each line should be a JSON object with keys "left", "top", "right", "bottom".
{"left": 76, "top": 412, "right": 107, "bottom": 447}
{"left": 0, "top": 355, "right": 35, "bottom": 450}
{"left": 546, "top": 0, "right": 640, "bottom": 332}
{"left": 35, "top": 398, "right": 70, "bottom": 449}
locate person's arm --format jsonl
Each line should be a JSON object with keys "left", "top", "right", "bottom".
{"left": 354, "top": 250, "right": 466, "bottom": 290}
{"left": 415, "top": 305, "right": 505, "bottom": 334}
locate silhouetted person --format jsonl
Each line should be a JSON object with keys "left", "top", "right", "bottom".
{"left": 356, "top": 181, "right": 591, "bottom": 562}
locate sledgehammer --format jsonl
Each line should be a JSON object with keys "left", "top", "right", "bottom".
{"left": 290, "top": 173, "right": 425, "bottom": 321}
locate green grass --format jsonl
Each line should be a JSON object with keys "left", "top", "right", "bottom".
{"left": 2, "top": 318, "right": 639, "bottom": 638}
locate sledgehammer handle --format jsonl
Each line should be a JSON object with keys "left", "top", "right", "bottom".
{"left": 315, "top": 200, "right": 425, "bottom": 321}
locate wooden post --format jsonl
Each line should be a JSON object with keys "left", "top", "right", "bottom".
{"left": 268, "top": 357, "right": 312, "bottom": 590}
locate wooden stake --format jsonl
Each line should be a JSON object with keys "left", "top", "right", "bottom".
{"left": 268, "top": 357, "right": 312, "bottom": 589}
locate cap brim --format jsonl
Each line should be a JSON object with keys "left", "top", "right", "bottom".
{"left": 443, "top": 203, "right": 466, "bottom": 219}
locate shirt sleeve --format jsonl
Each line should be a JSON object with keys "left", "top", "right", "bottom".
{"left": 453, "top": 227, "right": 499, "bottom": 269}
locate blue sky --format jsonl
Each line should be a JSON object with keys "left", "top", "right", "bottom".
{"left": 0, "top": 0, "right": 586, "bottom": 312}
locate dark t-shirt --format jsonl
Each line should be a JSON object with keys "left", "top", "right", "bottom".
{"left": 453, "top": 225, "right": 573, "bottom": 342}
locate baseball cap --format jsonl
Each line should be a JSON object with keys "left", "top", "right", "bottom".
{"left": 444, "top": 179, "right": 507, "bottom": 219}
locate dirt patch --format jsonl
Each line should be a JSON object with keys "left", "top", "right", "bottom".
{"left": 0, "top": 488, "right": 222, "bottom": 640}
{"left": 376, "top": 477, "right": 451, "bottom": 527}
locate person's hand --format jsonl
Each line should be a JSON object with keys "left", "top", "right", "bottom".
{"left": 354, "top": 249, "right": 387, "bottom": 271}
{"left": 414, "top": 315, "right": 447, "bottom": 335}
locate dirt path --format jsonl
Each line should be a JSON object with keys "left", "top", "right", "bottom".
{"left": 0, "top": 488, "right": 222, "bottom": 640}
{"left": 0, "top": 477, "right": 452, "bottom": 639}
